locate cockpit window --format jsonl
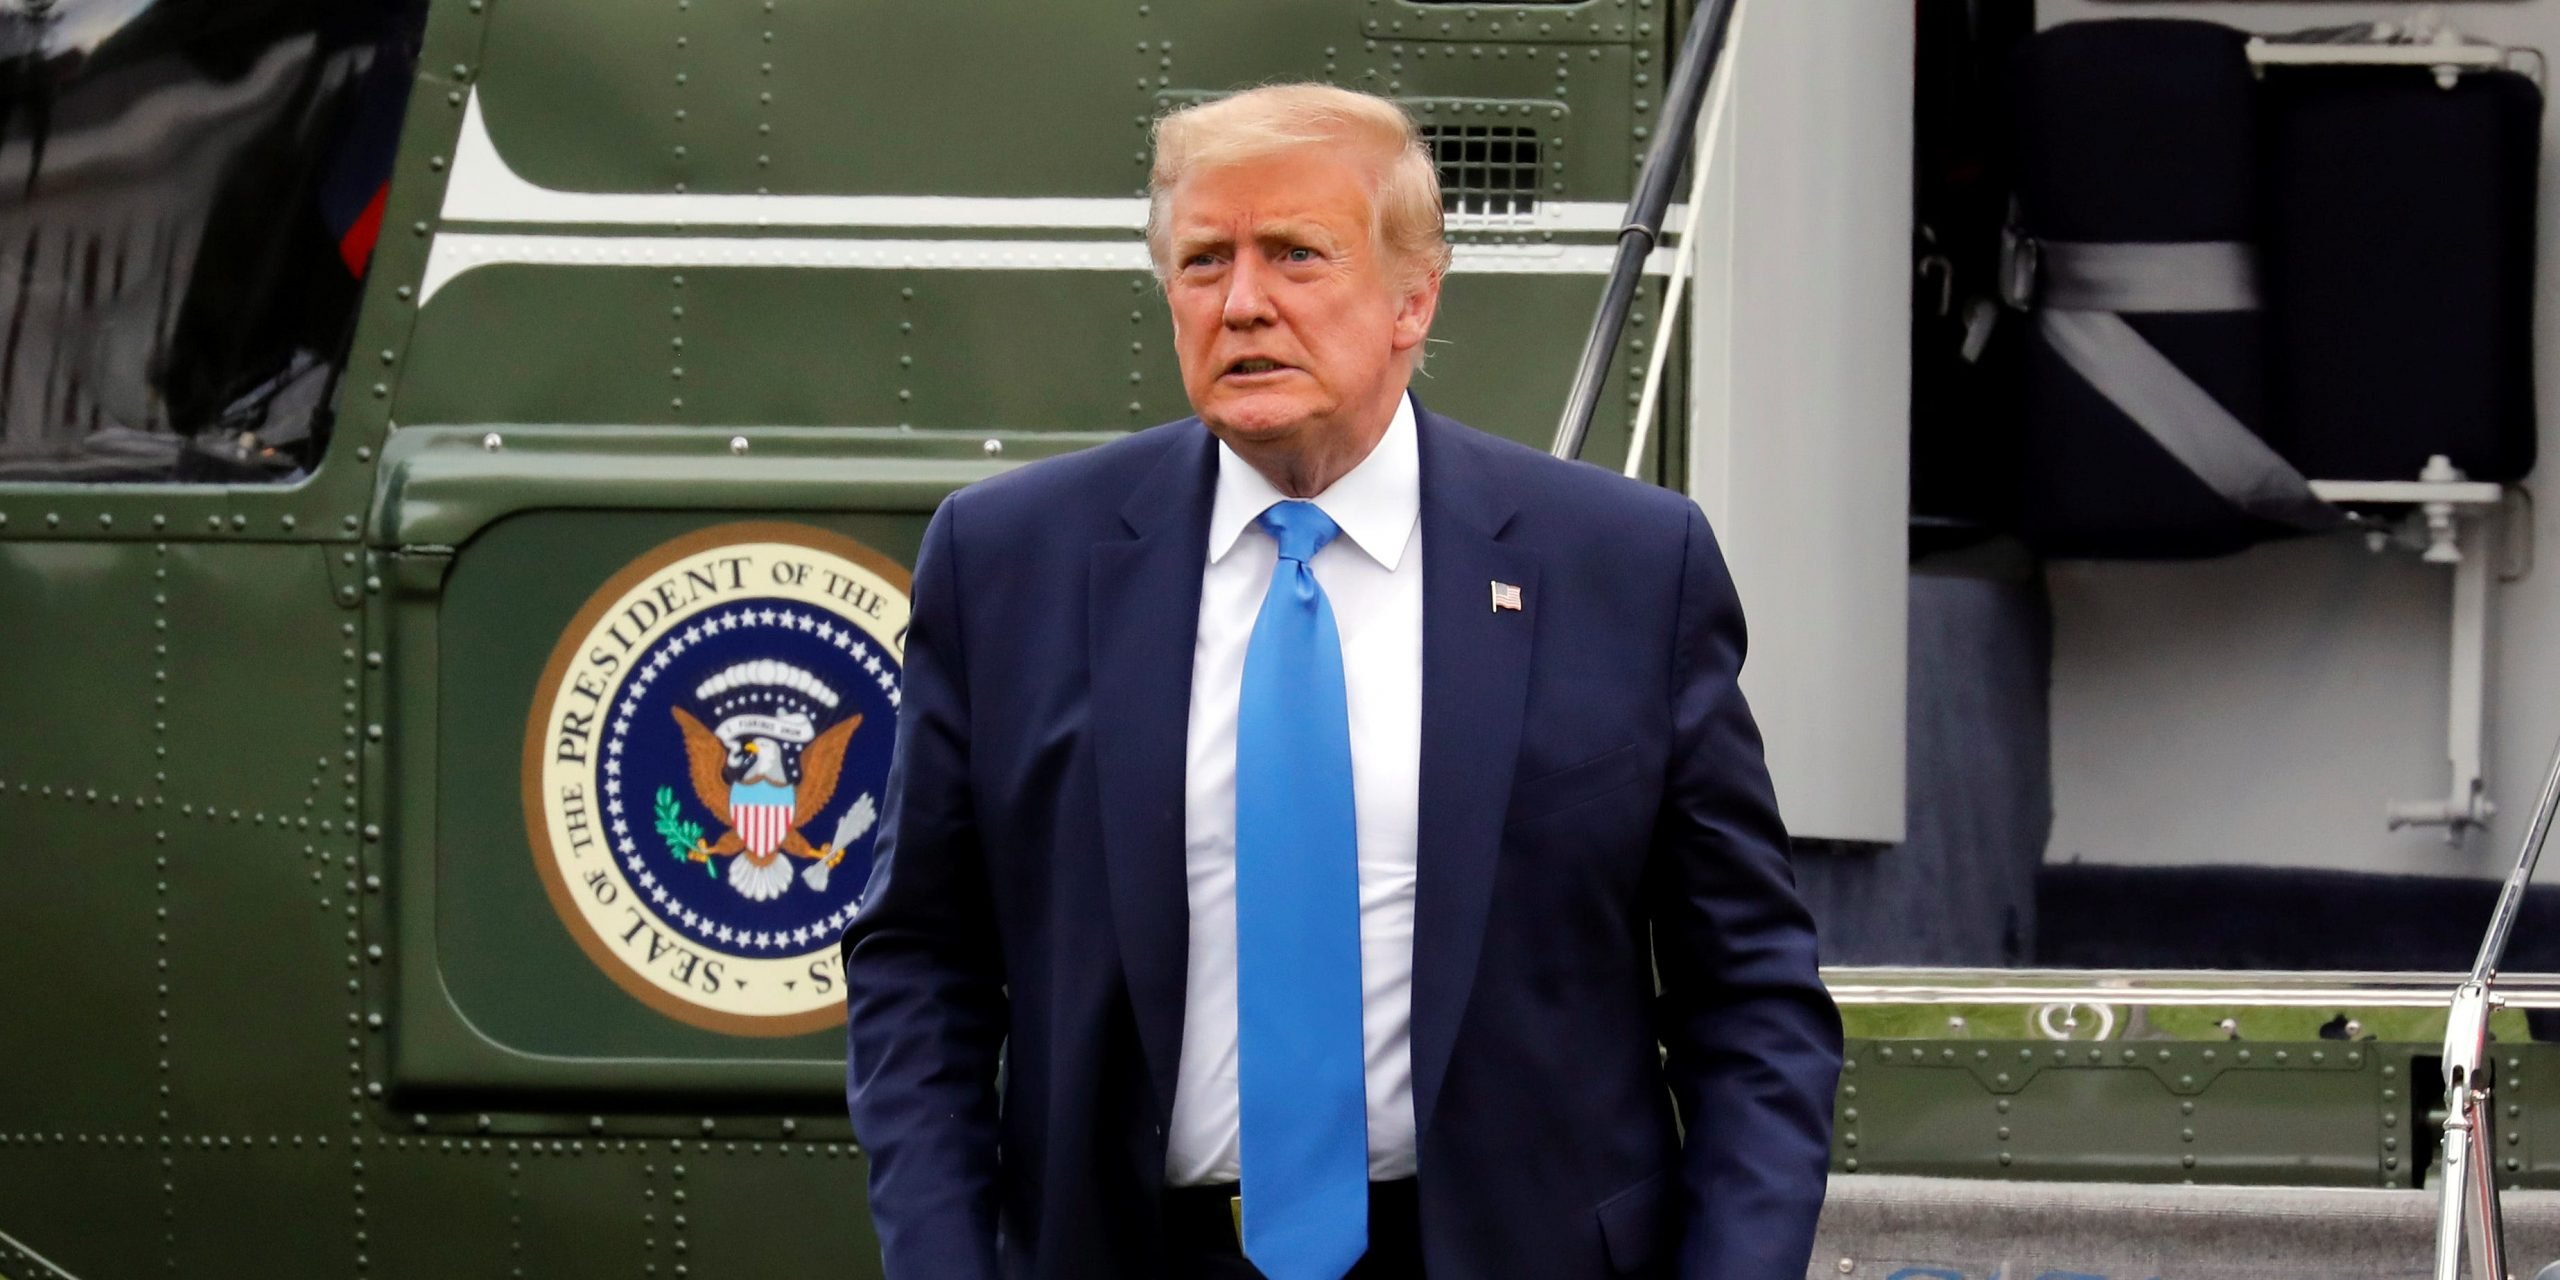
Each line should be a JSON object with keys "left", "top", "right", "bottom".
{"left": 0, "top": 0, "right": 424, "bottom": 483}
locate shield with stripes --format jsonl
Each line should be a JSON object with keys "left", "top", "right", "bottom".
{"left": 728, "top": 781, "right": 797, "bottom": 857}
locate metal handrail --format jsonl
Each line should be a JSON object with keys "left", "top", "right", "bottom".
{"left": 1621, "top": 0, "right": 1743, "bottom": 480}
{"left": 1549, "top": 0, "right": 1744, "bottom": 462}
{"left": 2433, "top": 728, "right": 2560, "bottom": 1278}
{"left": 0, "top": 1225, "right": 81, "bottom": 1279}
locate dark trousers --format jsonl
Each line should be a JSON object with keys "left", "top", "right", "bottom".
{"left": 1163, "top": 1178, "right": 1424, "bottom": 1280}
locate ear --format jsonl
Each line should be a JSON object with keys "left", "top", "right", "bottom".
{"left": 1389, "top": 270, "right": 1444, "bottom": 356}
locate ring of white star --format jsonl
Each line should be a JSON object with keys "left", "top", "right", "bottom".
{"left": 597, "top": 605, "right": 901, "bottom": 956}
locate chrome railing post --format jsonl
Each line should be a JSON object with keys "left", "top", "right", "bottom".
{"left": 2434, "top": 728, "right": 2560, "bottom": 1277}
{"left": 1551, "top": 0, "right": 1743, "bottom": 462}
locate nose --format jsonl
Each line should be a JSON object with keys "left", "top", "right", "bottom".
{"left": 1221, "top": 251, "right": 1275, "bottom": 328}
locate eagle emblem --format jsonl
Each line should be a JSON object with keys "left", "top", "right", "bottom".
{"left": 668, "top": 704, "right": 877, "bottom": 902}
{"left": 527, "top": 523, "right": 909, "bottom": 1033}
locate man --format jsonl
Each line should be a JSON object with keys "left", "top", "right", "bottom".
{"left": 844, "top": 84, "right": 1840, "bottom": 1280}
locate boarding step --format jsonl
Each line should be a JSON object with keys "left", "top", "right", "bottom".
{"left": 1812, "top": 1175, "right": 2560, "bottom": 1279}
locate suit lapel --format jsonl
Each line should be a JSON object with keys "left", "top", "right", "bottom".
{"left": 1408, "top": 409, "right": 1537, "bottom": 1138}
{"left": 1090, "top": 424, "right": 1217, "bottom": 1130}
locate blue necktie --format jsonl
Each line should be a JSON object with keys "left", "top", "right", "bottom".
{"left": 1236, "top": 500, "right": 1369, "bottom": 1280}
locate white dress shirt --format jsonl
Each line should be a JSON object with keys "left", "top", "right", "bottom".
{"left": 1167, "top": 393, "right": 1424, "bottom": 1186}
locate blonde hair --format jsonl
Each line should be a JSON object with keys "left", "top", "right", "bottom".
{"left": 1145, "top": 83, "right": 1452, "bottom": 295}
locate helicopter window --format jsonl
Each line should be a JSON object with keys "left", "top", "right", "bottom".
{"left": 1422, "top": 124, "right": 1542, "bottom": 223}
{"left": 0, "top": 0, "right": 424, "bottom": 485}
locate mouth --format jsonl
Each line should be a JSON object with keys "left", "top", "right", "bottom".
{"left": 1222, "top": 357, "right": 1293, "bottom": 379}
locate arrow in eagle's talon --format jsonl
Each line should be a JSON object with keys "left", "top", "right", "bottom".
{"left": 825, "top": 801, "right": 871, "bottom": 864}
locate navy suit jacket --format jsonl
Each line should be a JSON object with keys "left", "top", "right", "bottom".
{"left": 843, "top": 406, "right": 1841, "bottom": 1279}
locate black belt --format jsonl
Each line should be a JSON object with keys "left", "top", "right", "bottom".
{"left": 1163, "top": 1177, "right": 1420, "bottom": 1256}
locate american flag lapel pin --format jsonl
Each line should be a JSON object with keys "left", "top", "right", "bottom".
{"left": 1490, "top": 580, "right": 1523, "bottom": 613}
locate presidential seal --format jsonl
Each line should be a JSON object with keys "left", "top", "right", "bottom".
{"left": 522, "top": 522, "right": 909, "bottom": 1036}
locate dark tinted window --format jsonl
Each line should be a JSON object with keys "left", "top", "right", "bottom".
{"left": 0, "top": 0, "right": 424, "bottom": 483}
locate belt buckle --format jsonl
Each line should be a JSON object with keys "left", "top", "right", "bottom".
{"left": 1229, "top": 1194, "right": 1243, "bottom": 1245}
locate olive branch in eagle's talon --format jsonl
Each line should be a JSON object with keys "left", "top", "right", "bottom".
{"left": 654, "top": 786, "right": 726, "bottom": 879}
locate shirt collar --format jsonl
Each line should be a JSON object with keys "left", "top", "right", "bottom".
{"left": 1207, "top": 393, "right": 1420, "bottom": 572}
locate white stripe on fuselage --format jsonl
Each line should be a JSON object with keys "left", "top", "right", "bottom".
{"left": 417, "top": 232, "right": 1673, "bottom": 303}
{"left": 439, "top": 89, "right": 1652, "bottom": 235}
{"left": 419, "top": 90, "right": 1672, "bottom": 303}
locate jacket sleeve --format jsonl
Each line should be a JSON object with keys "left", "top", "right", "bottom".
{"left": 842, "top": 497, "right": 1007, "bottom": 1280}
{"left": 1650, "top": 500, "right": 1844, "bottom": 1279}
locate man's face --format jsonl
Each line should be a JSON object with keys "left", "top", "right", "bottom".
{"left": 1163, "top": 147, "right": 1439, "bottom": 459}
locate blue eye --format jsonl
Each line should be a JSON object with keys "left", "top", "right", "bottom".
{"left": 1285, "top": 247, "right": 1318, "bottom": 262}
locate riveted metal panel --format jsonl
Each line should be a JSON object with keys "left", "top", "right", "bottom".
{"left": 401, "top": 267, "right": 704, "bottom": 428}
{"left": 1375, "top": 0, "right": 1652, "bottom": 48}
{"left": 318, "top": 1138, "right": 657, "bottom": 1279}
{"left": 2000, "top": 1058, "right": 2376, "bottom": 1185}
{"left": 154, "top": 539, "right": 370, "bottom": 1135}
{"left": 163, "top": 815, "right": 365, "bottom": 1138}
{"left": 161, "top": 544, "right": 355, "bottom": 829}
{"left": 0, "top": 1142, "right": 163, "bottom": 1277}
{"left": 401, "top": 265, "right": 1187, "bottom": 432}
{"left": 668, "top": 1146, "right": 880, "bottom": 1277}
{"left": 0, "top": 541, "right": 163, "bottom": 801}
{"left": 476, "top": 1141, "right": 652, "bottom": 1278}
{"left": 363, "top": 425, "right": 1072, "bottom": 549}
{"left": 479, "top": 2, "right": 1240, "bottom": 197}
{"left": 894, "top": 272, "right": 1186, "bottom": 432}
{"left": 0, "top": 797, "right": 161, "bottom": 1133}
{"left": 171, "top": 1142, "right": 355, "bottom": 1278}
{"left": 1424, "top": 272, "right": 1648, "bottom": 454}
{"left": 2506, "top": 1049, "right": 2554, "bottom": 1187}
{"left": 1839, "top": 1039, "right": 2391, "bottom": 1187}
{"left": 364, "top": 1140, "right": 532, "bottom": 1279}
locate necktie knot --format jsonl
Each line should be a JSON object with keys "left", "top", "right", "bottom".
{"left": 1257, "top": 500, "right": 1342, "bottom": 566}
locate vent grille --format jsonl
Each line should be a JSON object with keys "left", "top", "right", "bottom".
{"left": 1423, "top": 124, "right": 1541, "bottom": 223}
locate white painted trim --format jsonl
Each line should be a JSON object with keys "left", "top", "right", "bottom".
{"left": 1686, "top": 45, "right": 1740, "bottom": 537}
{"left": 445, "top": 94, "right": 1148, "bottom": 230}
{"left": 419, "top": 234, "right": 1144, "bottom": 300}
{"left": 1823, "top": 966, "right": 2560, "bottom": 1010}
{"left": 2246, "top": 39, "right": 2506, "bottom": 71}
{"left": 2307, "top": 479, "right": 2505, "bottom": 507}
{"left": 442, "top": 89, "right": 1645, "bottom": 234}
{"left": 418, "top": 233, "right": 1672, "bottom": 304}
